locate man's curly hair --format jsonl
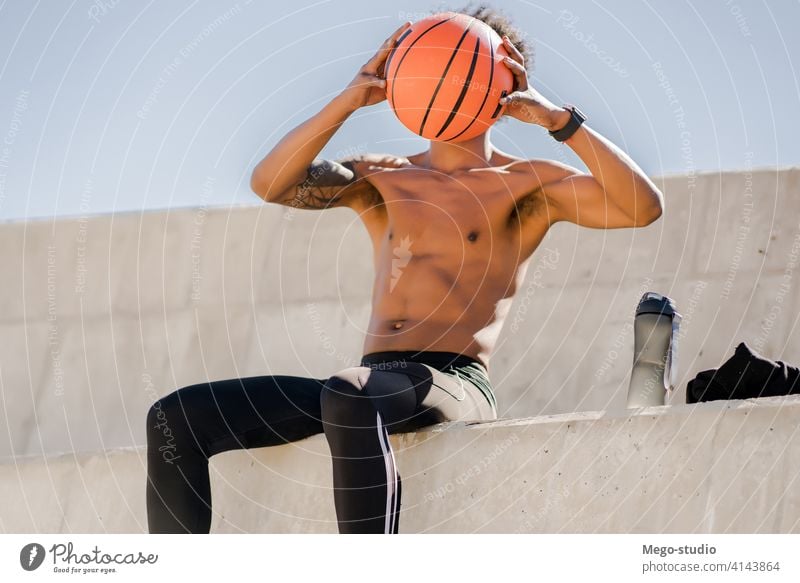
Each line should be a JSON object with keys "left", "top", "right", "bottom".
{"left": 448, "top": 2, "right": 534, "bottom": 72}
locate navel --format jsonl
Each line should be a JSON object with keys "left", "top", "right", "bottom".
{"left": 467, "top": 230, "right": 479, "bottom": 242}
{"left": 391, "top": 320, "right": 404, "bottom": 330}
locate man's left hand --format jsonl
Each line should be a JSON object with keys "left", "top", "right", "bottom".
{"left": 498, "top": 36, "right": 571, "bottom": 132}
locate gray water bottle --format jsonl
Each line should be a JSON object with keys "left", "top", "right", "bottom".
{"left": 626, "top": 292, "right": 682, "bottom": 408}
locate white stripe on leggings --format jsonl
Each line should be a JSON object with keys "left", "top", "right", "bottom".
{"left": 386, "top": 425, "right": 399, "bottom": 534}
{"left": 376, "top": 411, "right": 397, "bottom": 534}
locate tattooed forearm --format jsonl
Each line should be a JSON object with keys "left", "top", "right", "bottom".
{"left": 288, "top": 159, "right": 356, "bottom": 210}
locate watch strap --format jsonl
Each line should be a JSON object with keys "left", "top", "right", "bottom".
{"left": 549, "top": 105, "right": 586, "bottom": 142}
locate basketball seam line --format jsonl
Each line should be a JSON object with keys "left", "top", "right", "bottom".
{"left": 447, "top": 26, "right": 497, "bottom": 142}
{"left": 435, "top": 35, "right": 481, "bottom": 139}
{"left": 418, "top": 17, "right": 475, "bottom": 136}
{"left": 388, "top": 15, "right": 458, "bottom": 107}
{"left": 383, "top": 27, "right": 412, "bottom": 79}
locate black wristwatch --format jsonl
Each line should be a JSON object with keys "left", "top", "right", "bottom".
{"left": 548, "top": 104, "right": 586, "bottom": 142}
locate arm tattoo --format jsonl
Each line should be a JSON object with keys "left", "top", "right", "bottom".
{"left": 288, "top": 159, "right": 356, "bottom": 210}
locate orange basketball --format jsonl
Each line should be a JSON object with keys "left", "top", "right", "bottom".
{"left": 384, "top": 12, "right": 514, "bottom": 142}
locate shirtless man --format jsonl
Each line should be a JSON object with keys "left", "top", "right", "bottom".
{"left": 145, "top": 12, "right": 663, "bottom": 535}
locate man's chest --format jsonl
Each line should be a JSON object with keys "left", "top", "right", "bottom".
{"left": 359, "top": 166, "right": 551, "bottom": 257}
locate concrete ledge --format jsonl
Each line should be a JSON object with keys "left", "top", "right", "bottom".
{"left": 1, "top": 396, "right": 799, "bottom": 533}
{"left": 4, "top": 168, "right": 800, "bottom": 459}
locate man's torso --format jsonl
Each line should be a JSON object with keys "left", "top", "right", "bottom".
{"left": 348, "top": 149, "right": 558, "bottom": 367}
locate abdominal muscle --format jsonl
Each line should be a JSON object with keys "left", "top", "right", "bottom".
{"left": 355, "top": 162, "right": 539, "bottom": 367}
{"left": 362, "top": 251, "right": 516, "bottom": 367}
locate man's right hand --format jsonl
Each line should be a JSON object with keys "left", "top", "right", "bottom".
{"left": 251, "top": 22, "right": 412, "bottom": 205}
{"left": 339, "top": 21, "right": 411, "bottom": 111}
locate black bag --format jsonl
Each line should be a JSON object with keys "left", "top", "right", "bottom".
{"left": 686, "top": 342, "right": 800, "bottom": 403}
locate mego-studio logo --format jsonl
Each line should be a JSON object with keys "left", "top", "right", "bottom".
{"left": 20, "top": 543, "right": 46, "bottom": 571}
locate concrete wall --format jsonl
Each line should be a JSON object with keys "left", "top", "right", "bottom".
{"left": 2, "top": 396, "right": 797, "bottom": 533}
{"left": 1, "top": 167, "right": 799, "bottom": 460}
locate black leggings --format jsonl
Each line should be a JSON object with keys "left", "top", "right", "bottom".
{"left": 145, "top": 351, "right": 497, "bottom": 534}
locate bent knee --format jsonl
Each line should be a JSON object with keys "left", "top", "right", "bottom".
{"left": 325, "top": 366, "right": 372, "bottom": 391}
{"left": 145, "top": 386, "right": 194, "bottom": 440}
{"left": 321, "top": 367, "right": 375, "bottom": 424}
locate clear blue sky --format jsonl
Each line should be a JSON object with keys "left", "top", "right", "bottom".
{"left": 0, "top": 0, "right": 797, "bottom": 220}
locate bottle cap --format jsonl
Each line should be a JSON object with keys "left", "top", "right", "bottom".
{"left": 635, "top": 291, "right": 679, "bottom": 317}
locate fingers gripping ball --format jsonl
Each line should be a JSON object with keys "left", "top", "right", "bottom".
{"left": 384, "top": 12, "right": 514, "bottom": 142}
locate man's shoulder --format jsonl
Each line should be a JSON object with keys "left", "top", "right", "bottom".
{"left": 341, "top": 152, "right": 415, "bottom": 173}
{"left": 504, "top": 157, "right": 580, "bottom": 180}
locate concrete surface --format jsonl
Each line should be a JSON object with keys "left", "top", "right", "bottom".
{"left": 1, "top": 395, "right": 797, "bottom": 533}
{"left": 1, "top": 167, "right": 798, "bottom": 461}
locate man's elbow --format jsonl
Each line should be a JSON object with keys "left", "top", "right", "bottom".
{"left": 633, "top": 190, "right": 664, "bottom": 227}
{"left": 249, "top": 170, "right": 277, "bottom": 203}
